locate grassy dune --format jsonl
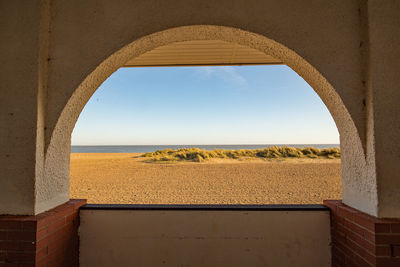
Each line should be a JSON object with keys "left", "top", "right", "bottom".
{"left": 142, "top": 146, "right": 340, "bottom": 162}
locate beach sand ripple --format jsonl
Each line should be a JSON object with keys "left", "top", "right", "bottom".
{"left": 70, "top": 153, "right": 341, "bottom": 204}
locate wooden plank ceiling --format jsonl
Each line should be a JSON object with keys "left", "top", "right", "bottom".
{"left": 123, "top": 40, "right": 282, "bottom": 67}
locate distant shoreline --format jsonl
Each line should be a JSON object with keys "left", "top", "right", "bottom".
{"left": 71, "top": 144, "right": 340, "bottom": 153}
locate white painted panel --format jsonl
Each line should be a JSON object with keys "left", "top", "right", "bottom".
{"left": 80, "top": 209, "right": 331, "bottom": 267}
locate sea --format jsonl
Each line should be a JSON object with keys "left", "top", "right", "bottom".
{"left": 71, "top": 144, "right": 339, "bottom": 153}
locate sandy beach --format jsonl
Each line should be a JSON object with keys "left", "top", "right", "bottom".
{"left": 70, "top": 153, "right": 341, "bottom": 204}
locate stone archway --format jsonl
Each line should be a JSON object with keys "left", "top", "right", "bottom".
{"left": 40, "top": 25, "right": 370, "bottom": 216}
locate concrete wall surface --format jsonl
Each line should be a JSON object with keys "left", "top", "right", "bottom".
{"left": 79, "top": 209, "right": 331, "bottom": 267}
{"left": 367, "top": 0, "right": 400, "bottom": 218}
{"left": 45, "top": 0, "right": 373, "bottom": 217}
{"left": 0, "top": 0, "right": 399, "bottom": 217}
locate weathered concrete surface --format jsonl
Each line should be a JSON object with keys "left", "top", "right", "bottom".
{"left": 42, "top": 0, "right": 375, "bottom": 216}
{"left": 0, "top": 1, "right": 42, "bottom": 215}
{"left": 367, "top": 0, "right": 400, "bottom": 218}
{"left": 0, "top": 0, "right": 398, "bottom": 217}
{"left": 80, "top": 209, "right": 331, "bottom": 267}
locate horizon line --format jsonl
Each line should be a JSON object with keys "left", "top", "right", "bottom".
{"left": 71, "top": 143, "right": 340, "bottom": 146}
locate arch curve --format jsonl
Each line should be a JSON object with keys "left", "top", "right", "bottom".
{"left": 49, "top": 25, "right": 363, "bottom": 154}
{"left": 40, "top": 25, "right": 368, "bottom": 214}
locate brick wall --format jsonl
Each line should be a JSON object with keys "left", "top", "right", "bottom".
{"left": 324, "top": 200, "right": 400, "bottom": 267}
{"left": 0, "top": 199, "right": 86, "bottom": 267}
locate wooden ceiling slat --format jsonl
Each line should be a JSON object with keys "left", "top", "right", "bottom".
{"left": 123, "top": 40, "right": 282, "bottom": 67}
{"left": 134, "top": 52, "right": 274, "bottom": 56}
{"left": 132, "top": 55, "right": 267, "bottom": 59}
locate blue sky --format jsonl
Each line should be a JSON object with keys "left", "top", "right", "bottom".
{"left": 71, "top": 65, "right": 339, "bottom": 145}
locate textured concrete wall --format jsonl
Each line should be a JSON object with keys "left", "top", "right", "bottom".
{"left": 80, "top": 209, "right": 331, "bottom": 266}
{"left": 0, "top": 0, "right": 398, "bottom": 217}
{"left": 367, "top": 0, "right": 400, "bottom": 218}
{"left": 0, "top": 1, "right": 42, "bottom": 215}
{"left": 42, "top": 0, "right": 374, "bottom": 216}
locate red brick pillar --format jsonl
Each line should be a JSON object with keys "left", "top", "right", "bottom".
{"left": 324, "top": 200, "right": 400, "bottom": 267}
{"left": 0, "top": 199, "right": 86, "bottom": 266}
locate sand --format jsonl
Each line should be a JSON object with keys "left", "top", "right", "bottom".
{"left": 70, "top": 153, "right": 342, "bottom": 204}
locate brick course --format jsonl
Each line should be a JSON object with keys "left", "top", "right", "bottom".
{"left": 324, "top": 200, "right": 400, "bottom": 267}
{"left": 0, "top": 199, "right": 86, "bottom": 266}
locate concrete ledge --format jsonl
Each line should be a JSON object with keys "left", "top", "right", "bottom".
{"left": 82, "top": 203, "right": 329, "bottom": 211}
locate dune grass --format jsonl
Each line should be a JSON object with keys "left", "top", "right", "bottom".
{"left": 142, "top": 146, "right": 340, "bottom": 162}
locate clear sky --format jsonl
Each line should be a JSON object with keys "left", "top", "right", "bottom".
{"left": 71, "top": 65, "right": 339, "bottom": 145}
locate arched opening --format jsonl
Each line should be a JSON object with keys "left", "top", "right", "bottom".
{"left": 40, "top": 25, "right": 366, "bottom": 214}
{"left": 70, "top": 63, "right": 342, "bottom": 204}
